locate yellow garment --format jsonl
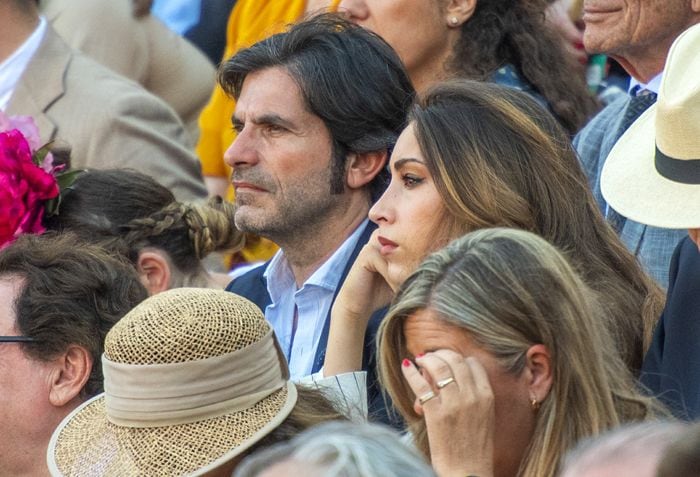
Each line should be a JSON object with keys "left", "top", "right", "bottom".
{"left": 197, "top": 0, "right": 339, "bottom": 264}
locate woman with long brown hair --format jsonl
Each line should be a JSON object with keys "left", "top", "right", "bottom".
{"left": 324, "top": 80, "right": 662, "bottom": 382}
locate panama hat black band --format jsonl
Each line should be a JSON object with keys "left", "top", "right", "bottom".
{"left": 655, "top": 145, "right": 700, "bottom": 185}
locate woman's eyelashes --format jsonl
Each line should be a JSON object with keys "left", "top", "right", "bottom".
{"left": 401, "top": 174, "right": 424, "bottom": 188}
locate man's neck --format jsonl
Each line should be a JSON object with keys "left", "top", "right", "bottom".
{"left": 280, "top": 198, "right": 370, "bottom": 287}
{"left": 0, "top": 5, "right": 39, "bottom": 64}
{"left": 612, "top": 50, "right": 666, "bottom": 85}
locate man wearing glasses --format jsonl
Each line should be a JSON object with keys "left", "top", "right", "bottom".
{"left": 0, "top": 233, "right": 147, "bottom": 476}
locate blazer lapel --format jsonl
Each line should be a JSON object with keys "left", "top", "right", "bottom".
{"left": 6, "top": 27, "right": 69, "bottom": 144}
{"left": 312, "top": 221, "right": 377, "bottom": 372}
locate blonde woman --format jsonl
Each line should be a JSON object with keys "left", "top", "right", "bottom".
{"left": 378, "top": 228, "right": 660, "bottom": 477}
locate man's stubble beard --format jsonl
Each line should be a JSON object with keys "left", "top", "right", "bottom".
{"left": 234, "top": 174, "right": 346, "bottom": 248}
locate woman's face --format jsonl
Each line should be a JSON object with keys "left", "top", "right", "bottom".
{"left": 403, "top": 308, "right": 537, "bottom": 477}
{"left": 369, "top": 125, "right": 449, "bottom": 287}
{"left": 338, "top": 0, "right": 455, "bottom": 91}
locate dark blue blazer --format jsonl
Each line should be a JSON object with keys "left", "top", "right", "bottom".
{"left": 226, "top": 222, "right": 392, "bottom": 423}
{"left": 641, "top": 236, "right": 700, "bottom": 419}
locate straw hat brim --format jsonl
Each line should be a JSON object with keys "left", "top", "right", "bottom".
{"left": 601, "top": 104, "right": 700, "bottom": 229}
{"left": 47, "top": 382, "right": 297, "bottom": 477}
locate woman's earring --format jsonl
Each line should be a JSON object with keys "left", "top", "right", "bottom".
{"left": 449, "top": 16, "right": 459, "bottom": 26}
{"left": 530, "top": 397, "right": 541, "bottom": 412}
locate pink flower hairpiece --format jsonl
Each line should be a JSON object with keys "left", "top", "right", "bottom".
{"left": 0, "top": 111, "right": 82, "bottom": 249}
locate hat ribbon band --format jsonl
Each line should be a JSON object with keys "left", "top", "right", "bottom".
{"left": 655, "top": 145, "right": 700, "bottom": 185}
{"left": 103, "top": 330, "right": 286, "bottom": 428}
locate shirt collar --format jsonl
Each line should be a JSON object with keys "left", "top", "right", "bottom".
{"left": 628, "top": 71, "right": 663, "bottom": 95}
{"left": 265, "top": 219, "right": 370, "bottom": 301}
{"left": 0, "top": 17, "right": 47, "bottom": 111}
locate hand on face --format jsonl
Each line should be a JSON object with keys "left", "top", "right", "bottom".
{"left": 323, "top": 230, "right": 398, "bottom": 376}
{"left": 333, "top": 229, "right": 399, "bottom": 324}
{"left": 402, "top": 350, "right": 496, "bottom": 477}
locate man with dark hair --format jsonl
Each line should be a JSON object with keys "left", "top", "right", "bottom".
{"left": 0, "top": 233, "right": 147, "bottom": 476}
{"left": 222, "top": 14, "right": 414, "bottom": 418}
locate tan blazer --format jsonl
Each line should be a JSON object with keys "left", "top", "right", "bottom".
{"left": 40, "top": 0, "right": 216, "bottom": 142}
{"left": 6, "top": 27, "right": 207, "bottom": 202}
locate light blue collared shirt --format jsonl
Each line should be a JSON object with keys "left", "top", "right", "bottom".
{"left": 263, "top": 220, "right": 369, "bottom": 380}
{"left": 628, "top": 71, "right": 663, "bottom": 95}
{"left": 151, "top": 0, "right": 201, "bottom": 35}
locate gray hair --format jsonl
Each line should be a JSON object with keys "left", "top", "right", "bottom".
{"left": 559, "top": 421, "right": 685, "bottom": 477}
{"left": 233, "top": 421, "right": 436, "bottom": 477}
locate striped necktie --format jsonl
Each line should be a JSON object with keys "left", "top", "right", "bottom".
{"left": 615, "top": 88, "right": 657, "bottom": 138}
{"left": 606, "top": 88, "right": 658, "bottom": 233}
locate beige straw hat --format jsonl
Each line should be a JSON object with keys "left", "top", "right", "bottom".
{"left": 47, "top": 288, "right": 297, "bottom": 477}
{"left": 601, "top": 23, "right": 700, "bottom": 229}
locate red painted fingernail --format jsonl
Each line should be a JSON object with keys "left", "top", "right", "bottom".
{"left": 402, "top": 358, "right": 411, "bottom": 367}
{"left": 416, "top": 353, "right": 425, "bottom": 359}
{"left": 574, "top": 41, "right": 585, "bottom": 50}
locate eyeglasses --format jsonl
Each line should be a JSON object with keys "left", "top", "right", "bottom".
{"left": 0, "top": 336, "right": 37, "bottom": 343}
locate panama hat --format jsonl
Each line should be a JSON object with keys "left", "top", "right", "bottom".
{"left": 601, "top": 23, "right": 700, "bottom": 229}
{"left": 47, "top": 288, "right": 297, "bottom": 476}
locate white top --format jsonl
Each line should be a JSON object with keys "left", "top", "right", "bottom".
{"left": 0, "top": 17, "right": 47, "bottom": 111}
{"left": 264, "top": 219, "right": 369, "bottom": 380}
{"left": 298, "top": 370, "right": 368, "bottom": 422}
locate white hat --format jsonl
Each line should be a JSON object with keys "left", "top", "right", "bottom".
{"left": 601, "top": 23, "right": 700, "bottom": 229}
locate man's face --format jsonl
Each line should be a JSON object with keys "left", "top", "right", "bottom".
{"left": 224, "top": 67, "right": 345, "bottom": 242}
{"left": 0, "top": 278, "right": 55, "bottom": 474}
{"left": 582, "top": 0, "right": 691, "bottom": 56}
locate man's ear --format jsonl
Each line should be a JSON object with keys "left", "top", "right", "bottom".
{"left": 523, "top": 344, "right": 553, "bottom": 404}
{"left": 445, "top": 0, "right": 477, "bottom": 27}
{"left": 136, "top": 250, "right": 171, "bottom": 295}
{"left": 346, "top": 150, "right": 388, "bottom": 190}
{"left": 692, "top": 0, "right": 700, "bottom": 13}
{"left": 48, "top": 345, "right": 92, "bottom": 407}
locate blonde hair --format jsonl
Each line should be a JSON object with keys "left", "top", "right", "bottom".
{"left": 410, "top": 80, "right": 663, "bottom": 373}
{"left": 378, "top": 228, "right": 660, "bottom": 477}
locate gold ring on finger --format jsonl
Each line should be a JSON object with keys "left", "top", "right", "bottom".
{"left": 418, "top": 390, "right": 437, "bottom": 405}
{"left": 436, "top": 377, "right": 456, "bottom": 389}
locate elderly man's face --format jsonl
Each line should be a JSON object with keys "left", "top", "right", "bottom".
{"left": 0, "top": 279, "right": 56, "bottom": 474}
{"left": 582, "top": 0, "right": 691, "bottom": 56}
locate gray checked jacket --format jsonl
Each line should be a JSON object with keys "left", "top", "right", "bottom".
{"left": 573, "top": 95, "right": 685, "bottom": 288}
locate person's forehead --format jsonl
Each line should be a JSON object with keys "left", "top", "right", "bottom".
{"left": 235, "top": 66, "right": 310, "bottom": 120}
{"left": 0, "top": 278, "right": 21, "bottom": 333}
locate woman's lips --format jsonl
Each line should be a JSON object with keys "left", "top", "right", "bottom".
{"left": 377, "top": 236, "right": 398, "bottom": 256}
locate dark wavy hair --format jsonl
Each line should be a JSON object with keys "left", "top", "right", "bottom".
{"left": 0, "top": 233, "right": 147, "bottom": 397}
{"left": 218, "top": 13, "right": 416, "bottom": 199}
{"left": 449, "top": 0, "right": 598, "bottom": 134}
